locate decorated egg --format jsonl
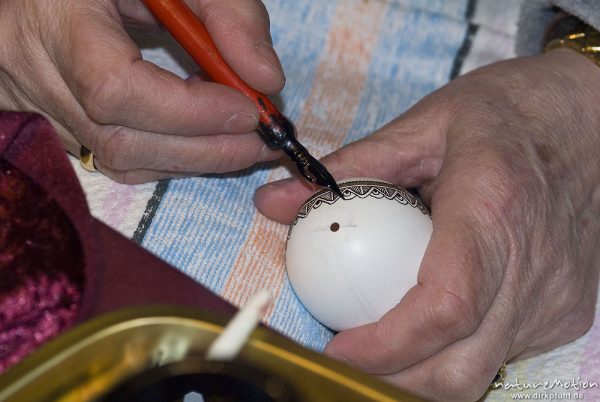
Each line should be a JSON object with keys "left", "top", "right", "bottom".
{"left": 285, "top": 178, "right": 432, "bottom": 331}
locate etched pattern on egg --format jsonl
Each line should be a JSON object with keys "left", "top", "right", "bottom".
{"left": 285, "top": 178, "right": 432, "bottom": 331}
{"left": 288, "top": 179, "right": 430, "bottom": 236}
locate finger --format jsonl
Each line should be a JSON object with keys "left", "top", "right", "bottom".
{"left": 50, "top": 4, "right": 260, "bottom": 136}
{"left": 382, "top": 298, "right": 513, "bottom": 402}
{"left": 93, "top": 161, "right": 197, "bottom": 184}
{"left": 254, "top": 118, "right": 444, "bottom": 224}
{"left": 194, "top": 0, "right": 285, "bottom": 94}
{"left": 324, "top": 146, "right": 509, "bottom": 374}
{"left": 116, "top": 0, "right": 158, "bottom": 26}
{"left": 324, "top": 216, "right": 492, "bottom": 375}
{"left": 119, "top": 0, "right": 285, "bottom": 94}
{"left": 86, "top": 125, "right": 280, "bottom": 172}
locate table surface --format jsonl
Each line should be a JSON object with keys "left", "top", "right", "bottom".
{"left": 71, "top": 0, "right": 600, "bottom": 400}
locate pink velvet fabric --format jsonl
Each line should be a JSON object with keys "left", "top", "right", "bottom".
{"left": 0, "top": 157, "right": 84, "bottom": 371}
{"left": 0, "top": 112, "right": 235, "bottom": 373}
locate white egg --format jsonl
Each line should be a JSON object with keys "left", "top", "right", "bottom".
{"left": 285, "top": 178, "right": 432, "bottom": 331}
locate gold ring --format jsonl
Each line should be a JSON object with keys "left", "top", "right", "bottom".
{"left": 489, "top": 362, "right": 507, "bottom": 390}
{"left": 79, "top": 145, "right": 97, "bottom": 172}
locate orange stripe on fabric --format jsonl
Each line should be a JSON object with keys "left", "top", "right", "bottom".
{"left": 221, "top": 0, "right": 388, "bottom": 318}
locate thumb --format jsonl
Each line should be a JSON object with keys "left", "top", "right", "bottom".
{"left": 254, "top": 118, "right": 443, "bottom": 224}
{"left": 323, "top": 176, "right": 500, "bottom": 375}
{"left": 322, "top": 138, "right": 513, "bottom": 375}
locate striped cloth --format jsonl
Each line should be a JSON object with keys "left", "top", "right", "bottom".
{"left": 71, "top": 0, "right": 600, "bottom": 400}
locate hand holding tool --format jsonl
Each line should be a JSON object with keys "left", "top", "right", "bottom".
{"left": 142, "top": 0, "right": 343, "bottom": 197}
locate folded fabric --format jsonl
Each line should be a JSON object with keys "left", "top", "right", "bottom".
{"left": 0, "top": 111, "right": 235, "bottom": 373}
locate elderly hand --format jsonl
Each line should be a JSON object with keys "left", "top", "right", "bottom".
{"left": 0, "top": 0, "right": 283, "bottom": 183}
{"left": 254, "top": 48, "right": 600, "bottom": 401}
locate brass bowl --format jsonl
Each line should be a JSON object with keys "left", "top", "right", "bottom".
{"left": 0, "top": 306, "right": 422, "bottom": 402}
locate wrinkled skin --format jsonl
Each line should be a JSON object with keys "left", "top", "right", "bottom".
{"left": 0, "top": 0, "right": 284, "bottom": 183}
{"left": 255, "top": 49, "right": 600, "bottom": 401}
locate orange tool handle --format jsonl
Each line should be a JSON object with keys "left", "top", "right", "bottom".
{"left": 142, "top": 0, "right": 281, "bottom": 124}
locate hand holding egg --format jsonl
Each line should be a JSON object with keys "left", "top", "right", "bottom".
{"left": 255, "top": 50, "right": 600, "bottom": 401}
{"left": 285, "top": 179, "right": 432, "bottom": 331}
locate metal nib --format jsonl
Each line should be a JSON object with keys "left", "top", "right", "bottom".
{"left": 258, "top": 114, "right": 343, "bottom": 198}
{"left": 283, "top": 137, "right": 344, "bottom": 199}
{"left": 298, "top": 152, "right": 345, "bottom": 199}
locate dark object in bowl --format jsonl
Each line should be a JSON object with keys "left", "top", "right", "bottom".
{"left": 104, "top": 358, "right": 296, "bottom": 402}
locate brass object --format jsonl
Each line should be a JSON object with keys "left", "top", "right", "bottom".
{"left": 79, "top": 145, "right": 96, "bottom": 172}
{"left": 545, "top": 24, "right": 600, "bottom": 67}
{"left": 489, "top": 362, "right": 507, "bottom": 390}
{"left": 0, "top": 306, "right": 423, "bottom": 402}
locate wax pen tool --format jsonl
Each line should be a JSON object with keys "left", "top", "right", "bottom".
{"left": 142, "top": 0, "right": 344, "bottom": 198}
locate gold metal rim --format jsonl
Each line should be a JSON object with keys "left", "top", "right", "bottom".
{"left": 489, "top": 362, "right": 507, "bottom": 390}
{"left": 79, "top": 145, "right": 96, "bottom": 172}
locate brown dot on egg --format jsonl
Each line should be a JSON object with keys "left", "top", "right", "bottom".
{"left": 330, "top": 222, "right": 340, "bottom": 232}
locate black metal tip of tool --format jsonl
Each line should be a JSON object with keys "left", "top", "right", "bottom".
{"left": 307, "top": 158, "right": 344, "bottom": 199}
{"left": 283, "top": 138, "right": 344, "bottom": 199}
{"left": 327, "top": 180, "right": 345, "bottom": 199}
{"left": 255, "top": 114, "right": 344, "bottom": 198}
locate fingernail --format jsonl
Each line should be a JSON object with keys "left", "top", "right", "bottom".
{"left": 255, "top": 40, "right": 286, "bottom": 84}
{"left": 257, "top": 177, "right": 311, "bottom": 197}
{"left": 323, "top": 345, "right": 352, "bottom": 365}
{"left": 223, "top": 112, "right": 258, "bottom": 133}
{"left": 261, "top": 177, "right": 300, "bottom": 191}
{"left": 259, "top": 144, "right": 283, "bottom": 162}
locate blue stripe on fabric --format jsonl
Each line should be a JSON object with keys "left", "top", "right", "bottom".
{"left": 268, "top": 0, "right": 470, "bottom": 352}
{"left": 344, "top": 5, "right": 470, "bottom": 143}
{"left": 142, "top": 173, "right": 264, "bottom": 291}
{"left": 265, "top": 0, "right": 340, "bottom": 119}
{"left": 389, "top": 0, "right": 470, "bottom": 20}
{"left": 141, "top": 1, "right": 339, "bottom": 294}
